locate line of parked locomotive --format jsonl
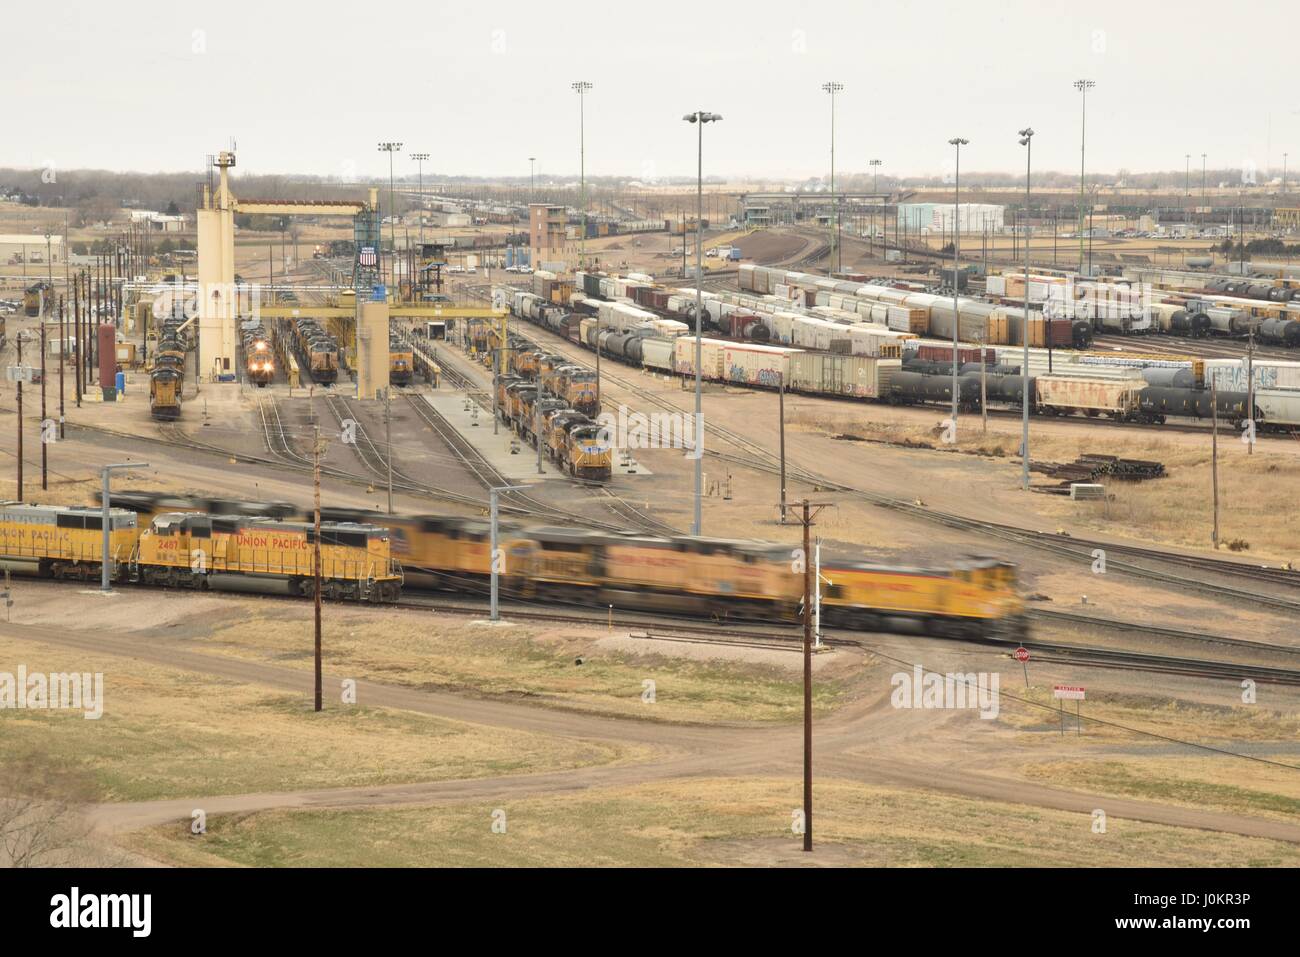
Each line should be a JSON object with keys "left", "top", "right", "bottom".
{"left": 98, "top": 492, "right": 1027, "bottom": 639}
{"left": 148, "top": 314, "right": 189, "bottom": 420}
{"left": 281, "top": 317, "right": 340, "bottom": 384}
{"left": 466, "top": 325, "right": 611, "bottom": 480}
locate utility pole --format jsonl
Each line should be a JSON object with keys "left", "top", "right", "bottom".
{"left": 1020, "top": 128, "right": 1035, "bottom": 488}
{"left": 1210, "top": 380, "right": 1220, "bottom": 549}
{"left": 313, "top": 425, "right": 323, "bottom": 712}
{"left": 794, "top": 499, "right": 829, "bottom": 852}
{"left": 15, "top": 334, "right": 26, "bottom": 502}
{"left": 385, "top": 388, "right": 394, "bottom": 514}
{"left": 58, "top": 295, "right": 65, "bottom": 439}
{"left": 40, "top": 322, "right": 47, "bottom": 490}
{"left": 534, "top": 389, "right": 545, "bottom": 475}
{"left": 778, "top": 372, "right": 787, "bottom": 523}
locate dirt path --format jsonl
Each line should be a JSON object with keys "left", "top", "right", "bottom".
{"left": 13, "top": 619, "right": 1300, "bottom": 845}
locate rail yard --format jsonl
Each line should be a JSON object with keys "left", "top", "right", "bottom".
{"left": 0, "top": 4, "right": 1297, "bottom": 929}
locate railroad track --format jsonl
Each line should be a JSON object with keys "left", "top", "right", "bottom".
{"left": 1026, "top": 608, "right": 1300, "bottom": 657}
{"left": 393, "top": 592, "right": 1300, "bottom": 686}
{"left": 450, "top": 296, "right": 1300, "bottom": 611}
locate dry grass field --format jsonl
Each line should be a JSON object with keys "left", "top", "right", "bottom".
{"left": 124, "top": 776, "right": 1300, "bottom": 868}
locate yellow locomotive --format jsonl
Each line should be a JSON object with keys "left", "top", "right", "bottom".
{"left": 0, "top": 502, "right": 402, "bottom": 602}
{"left": 0, "top": 503, "right": 140, "bottom": 581}
{"left": 389, "top": 336, "right": 414, "bottom": 386}
{"left": 92, "top": 493, "right": 1024, "bottom": 637}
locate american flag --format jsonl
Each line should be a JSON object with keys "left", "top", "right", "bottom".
{"left": 358, "top": 246, "right": 378, "bottom": 267}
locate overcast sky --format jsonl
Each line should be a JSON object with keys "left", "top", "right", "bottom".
{"left": 9, "top": 0, "right": 1297, "bottom": 183}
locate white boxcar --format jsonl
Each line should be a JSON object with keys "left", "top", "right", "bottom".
{"left": 673, "top": 336, "right": 728, "bottom": 379}
{"left": 788, "top": 353, "right": 900, "bottom": 398}
{"left": 1255, "top": 389, "right": 1300, "bottom": 429}
{"left": 723, "top": 342, "right": 801, "bottom": 388}
{"left": 641, "top": 337, "right": 675, "bottom": 372}
{"left": 1205, "top": 358, "right": 1300, "bottom": 393}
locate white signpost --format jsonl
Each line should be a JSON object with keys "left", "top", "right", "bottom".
{"left": 1054, "top": 685, "right": 1086, "bottom": 734}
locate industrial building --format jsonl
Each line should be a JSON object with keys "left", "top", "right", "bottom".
{"left": 0, "top": 232, "right": 64, "bottom": 265}
{"left": 898, "top": 202, "right": 1005, "bottom": 233}
{"left": 529, "top": 203, "right": 574, "bottom": 272}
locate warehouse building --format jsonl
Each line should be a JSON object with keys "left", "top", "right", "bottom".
{"left": 0, "top": 233, "right": 65, "bottom": 266}
{"left": 898, "top": 202, "right": 1004, "bottom": 234}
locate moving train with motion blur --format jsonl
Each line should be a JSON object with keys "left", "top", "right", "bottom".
{"left": 0, "top": 501, "right": 402, "bottom": 602}
{"left": 97, "top": 492, "right": 1027, "bottom": 639}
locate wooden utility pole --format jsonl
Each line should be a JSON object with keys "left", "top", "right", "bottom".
{"left": 1206, "top": 379, "right": 1216, "bottom": 548}
{"left": 313, "top": 424, "right": 323, "bottom": 712}
{"left": 58, "top": 296, "right": 65, "bottom": 438}
{"left": 40, "top": 322, "right": 47, "bottom": 490}
{"left": 778, "top": 372, "right": 787, "bottom": 523}
{"left": 16, "top": 335, "right": 24, "bottom": 502}
{"left": 793, "top": 499, "right": 830, "bottom": 852}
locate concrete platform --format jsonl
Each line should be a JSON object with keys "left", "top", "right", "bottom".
{"left": 420, "top": 391, "right": 559, "bottom": 483}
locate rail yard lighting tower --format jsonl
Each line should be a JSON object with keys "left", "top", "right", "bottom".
{"left": 378, "top": 142, "right": 403, "bottom": 291}
{"left": 1201, "top": 152, "right": 1208, "bottom": 228}
{"left": 529, "top": 156, "right": 536, "bottom": 205}
{"left": 572, "top": 82, "right": 593, "bottom": 270}
{"left": 821, "top": 82, "right": 844, "bottom": 273}
{"left": 947, "top": 136, "right": 969, "bottom": 429}
{"left": 100, "top": 462, "right": 149, "bottom": 593}
{"left": 1284, "top": 153, "right": 1289, "bottom": 194}
{"left": 869, "top": 158, "right": 883, "bottom": 251}
{"left": 683, "top": 110, "right": 723, "bottom": 537}
{"left": 411, "top": 152, "right": 430, "bottom": 248}
{"left": 1073, "top": 79, "right": 1094, "bottom": 275}
{"left": 1019, "top": 128, "right": 1035, "bottom": 491}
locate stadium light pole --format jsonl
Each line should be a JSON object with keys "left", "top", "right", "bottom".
{"left": 869, "top": 159, "right": 882, "bottom": 252}
{"left": 1073, "top": 79, "right": 1094, "bottom": 275}
{"left": 572, "top": 82, "right": 592, "bottom": 270}
{"left": 684, "top": 110, "right": 723, "bottom": 537}
{"left": 378, "top": 142, "right": 403, "bottom": 292}
{"left": 948, "top": 136, "right": 969, "bottom": 430}
{"left": 100, "top": 462, "right": 149, "bottom": 593}
{"left": 822, "top": 82, "right": 843, "bottom": 274}
{"left": 1019, "top": 128, "right": 1035, "bottom": 491}
{"left": 411, "top": 152, "right": 430, "bottom": 249}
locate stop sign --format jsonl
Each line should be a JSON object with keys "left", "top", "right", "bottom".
{"left": 1013, "top": 647, "right": 1030, "bottom": 663}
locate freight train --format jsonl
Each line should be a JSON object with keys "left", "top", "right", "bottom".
{"left": 241, "top": 320, "right": 275, "bottom": 387}
{"left": 283, "top": 318, "right": 340, "bottom": 384}
{"left": 149, "top": 315, "right": 190, "bottom": 420}
{"left": 0, "top": 502, "right": 402, "bottom": 602}
{"left": 491, "top": 358, "right": 612, "bottom": 481}
{"left": 97, "top": 493, "right": 1026, "bottom": 639}
{"left": 505, "top": 290, "right": 1294, "bottom": 434}
{"left": 389, "top": 334, "right": 414, "bottom": 386}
